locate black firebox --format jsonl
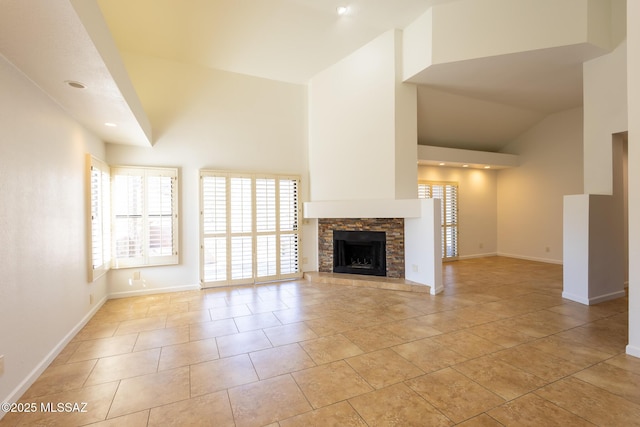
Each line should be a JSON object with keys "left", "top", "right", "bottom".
{"left": 333, "top": 230, "right": 386, "bottom": 277}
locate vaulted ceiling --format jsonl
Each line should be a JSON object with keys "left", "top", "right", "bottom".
{"left": 0, "top": 0, "right": 616, "bottom": 152}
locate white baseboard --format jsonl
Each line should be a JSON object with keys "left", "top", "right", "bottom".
{"left": 457, "top": 252, "right": 498, "bottom": 260}
{"left": 2, "top": 295, "right": 108, "bottom": 412}
{"left": 108, "top": 284, "right": 201, "bottom": 299}
{"left": 562, "top": 290, "right": 627, "bottom": 305}
{"left": 626, "top": 344, "right": 640, "bottom": 359}
{"left": 497, "top": 252, "right": 563, "bottom": 265}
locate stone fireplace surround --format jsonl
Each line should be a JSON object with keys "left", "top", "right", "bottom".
{"left": 318, "top": 218, "right": 404, "bottom": 278}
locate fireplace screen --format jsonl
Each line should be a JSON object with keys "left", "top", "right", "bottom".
{"left": 333, "top": 230, "right": 386, "bottom": 276}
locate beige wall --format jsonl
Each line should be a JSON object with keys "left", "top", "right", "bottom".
{"left": 0, "top": 56, "right": 107, "bottom": 404}
{"left": 417, "top": 166, "right": 498, "bottom": 259}
{"left": 498, "top": 107, "right": 583, "bottom": 263}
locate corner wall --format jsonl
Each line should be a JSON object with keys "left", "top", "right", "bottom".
{"left": 498, "top": 108, "right": 584, "bottom": 263}
{"left": 0, "top": 56, "right": 108, "bottom": 406}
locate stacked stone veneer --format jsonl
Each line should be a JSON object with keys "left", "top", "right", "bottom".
{"left": 318, "top": 218, "right": 405, "bottom": 278}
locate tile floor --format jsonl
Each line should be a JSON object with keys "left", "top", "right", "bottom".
{"left": 2, "top": 256, "right": 638, "bottom": 426}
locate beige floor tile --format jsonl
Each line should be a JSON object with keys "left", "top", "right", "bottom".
{"left": 406, "top": 367, "right": 504, "bottom": 423}
{"left": 133, "top": 325, "right": 190, "bottom": 351}
{"left": 348, "top": 383, "right": 452, "bottom": 427}
{"left": 14, "top": 382, "right": 118, "bottom": 427}
{"left": 292, "top": 360, "right": 373, "bottom": 409}
{"left": 346, "top": 348, "right": 424, "bottom": 389}
{"left": 88, "top": 410, "right": 150, "bottom": 427}
{"left": 300, "top": 334, "right": 363, "bottom": 365}
{"left": 381, "top": 317, "right": 443, "bottom": 341}
{"left": 488, "top": 393, "right": 597, "bottom": 426}
{"left": 148, "top": 390, "right": 234, "bottom": 427}
{"left": 71, "top": 322, "right": 120, "bottom": 342}
{"left": 431, "top": 330, "right": 503, "bottom": 359}
{"left": 114, "top": 316, "right": 167, "bottom": 336}
{"left": 493, "top": 344, "right": 583, "bottom": 381}
{"left": 467, "top": 322, "right": 536, "bottom": 348}
{"left": 68, "top": 334, "right": 138, "bottom": 362}
{"left": 342, "top": 325, "right": 406, "bottom": 352}
{"left": 573, "top": 362, "right": 640, "bottom": 404}
{"left": 108, "top": 367, "right": 190, "bottom": 418}
{"left": 279, "top": 401, "right": 367, "bottom": 427}
{"left": 6, "top": 257, "right": 632, "bottom": 427}
{"left": 85, "top": 348, "right": 161, "bottom": 386}
{"left": 209, "top": 305, "right": 252, "bottom": 320}
{"left": 263, "top": 322, "right": 319, "bottom": 346}
{"left": 392, "top": 337, "right": 468, "bottom": 373}
{"left": 22, "top": 360, "right": 96, "bottom": 399}
{"left": 454, "top": 355, "right": 547, "bottom": 400}
{"left": 605, "top": 353, "right": 640, "bottom": 374}
{"left": 165, "top": 309, "right": 212, "bottom": 328}
{"left": 158, "top": 338, "right": 219, "bottom": 371}
{"left": 233, "top": 312, "right": 282, "bottom": 332}
{"left": 455, "top": 414, "right": 503, "bottom": 426}
{"left": 535, "top": 377, "right": 640, "bottom": 426}
{"left": 189, "top": 318, "right": 238, "bottom": 341}
{"left": 190, "top": 354, "right": 258, "bottom": 396}
{"left": 216, "top": 330, "right": 272, "bottom": 357}
{"left": 229, "top": 374, "right": 312, "bottom": 427}
{"left": 249, "top": 343, "right": 316, "bottom": 379}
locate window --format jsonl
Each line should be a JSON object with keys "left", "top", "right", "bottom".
{"left": 111, "top": 166, "right": 179, "bottom": 268}
{"left": 87, "top": 157, "right": 179, "bottom": 281}
{"left": 418, "top": 181, "right": 458, "bottom": 260}
{"left": 87, "top": 155, "right": 111, "bottom": 281}
{"left": 200, "top": 170, "right": 300, "bottom": 287}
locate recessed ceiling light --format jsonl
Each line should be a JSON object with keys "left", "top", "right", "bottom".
{"left": 337, "top": 5, "right": 349, "bottom": 15}
{"left": 484, "top": 165, "right": 491, "bottom": 169}
{"left": 462, "top": 164, "right": 469, "bottom": 168}
{"left": 438, "top": 162, "right": 445, "bottom": 166}
{"left": 104, "top": 122, "right": 117, "bottom": 127}
{"left": 65, "top": 80, "right": 86, "bottom": 89}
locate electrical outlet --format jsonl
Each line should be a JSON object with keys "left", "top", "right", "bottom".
{"left": 133, "top": 271, "right": 141, "bottom": 280}
{"left": 412, "top": 264, "right": 418, "bottom": 272}
{"left": 0, "top": 355, "right": 5, "bottom": 376}
{"left": 545, "top": 246, "right": 550, "bottom": 253}
{"left": 479, "top": 242, "right": 484, "bottom": 249}
{"left": 89, "top": 294, "right": 94, "bottom": 305}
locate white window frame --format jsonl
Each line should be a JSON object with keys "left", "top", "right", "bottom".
{"left": 87, "top": 155, "right": 111, "bottom": 281}
{"left": 418, "top": 181, "right": 459, "bottom": 260}
{"left": 111, "top": 166, "right": 179, "bottom": 269}
{"left": 200, "top": 170, "right": 301, "bottom": 287}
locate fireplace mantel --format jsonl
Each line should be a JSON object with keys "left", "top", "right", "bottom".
{"left": 303, "top": 199, "right": 423, "bottom": 219}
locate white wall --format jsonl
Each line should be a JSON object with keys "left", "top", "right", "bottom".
{"left": 498, "top": 108, "right": 584, "bottom": 263}
{"left": 417, "top": 166, "right": 498, "bottom": 259}
{"left": 106, "top": 53, "right": 310, "bottom": 294}
{"left": 0, "top": 56, "right": 107, "bottom": 406}
{"left": 430, "top": 0, "right": 608, "bottom": 64}
{"left": 308, "top": 30, "right": 416, "bottom": 202}
{"left": 583, "top": 40, "right": 628, "bottom": 195}
{"left": 627, "top": 0, "right": 640, "bottom": 357}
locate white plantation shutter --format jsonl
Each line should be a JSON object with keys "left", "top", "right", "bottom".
{"left": 88, "top": 155, "right": 111, "bottom": 281}
{"left": 279, "top": 178, "right": 299, "bottom": 275}
{"left": 112, "top": 167, "right": 178, "bottom": 268}
{"left": 202, "top": 175, "right": 227, "bottom": 282}
{"left": 418, "top": 181, "right": 458, "bottom": 260}
{"left": 200, "top": 171, "right": 301, "bottom": 287}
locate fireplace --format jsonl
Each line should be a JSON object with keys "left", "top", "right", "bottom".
{"left": 333, "top": 230, "right": 386, "bottom": 276}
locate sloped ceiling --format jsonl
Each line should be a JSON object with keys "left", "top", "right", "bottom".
{"left": 0, "top": 0, "right": 617, "bottom": 151}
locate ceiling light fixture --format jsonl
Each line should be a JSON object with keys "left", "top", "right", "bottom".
{"left": 337, "top": 5, "right": 349, "bottom": 15}
{"left": 65, "top": 80, "right": 86, "bottom": 89}
{"left": 439, "top": 162, "right": 445, "bottom": 166}
{"left": 484, "top": 165, "right": 491, "bottom": 169}
{"left": 104, "top": 122, "right": 117, "bottom": 127}
{"left": 462, "top": 164, "right": 469, "bottom": 168}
